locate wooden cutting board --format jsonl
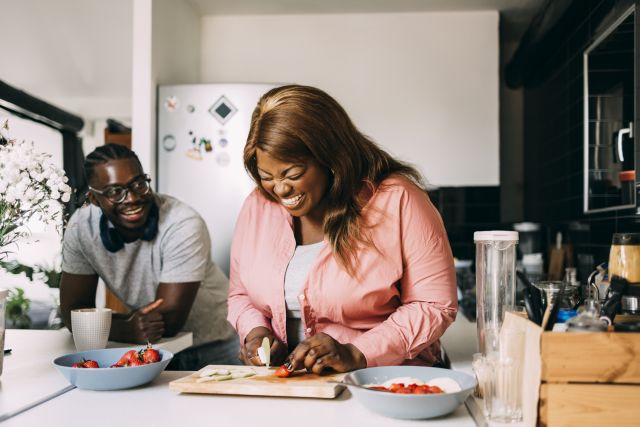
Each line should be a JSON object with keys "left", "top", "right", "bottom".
{"left": 169, "top": 365, "right": 346, "bottom": 399}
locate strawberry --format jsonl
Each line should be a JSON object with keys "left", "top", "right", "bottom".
{"left": 274, "top": 364, "right": 292, "bottom": 378}
{"left": 71, "top": 361, "right": 85, "bottom": 368}
{"left": 128, "top": 354, "right": 145, "bottom": 366}
{"left": 82, "top": 359, "right": 99, "bottom": 368}
{"left": 141, "top": 344, "right": 161, "bottom": 364}
{"left": 114, "top": 349, "right": 138, "bottom": 367}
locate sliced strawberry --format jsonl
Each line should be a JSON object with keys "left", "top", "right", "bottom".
{"left": 274, "top": 365, "right": 291, "bottom": 378}
{"left": 115, "top": 349, "right": 138, "bottom": 367}
{"left": 71, "top": 362, "right": 85, "bottom": 368}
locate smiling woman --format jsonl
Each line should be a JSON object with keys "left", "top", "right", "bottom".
{"left": 229, "top": 85, "right": 457, "bottom": 374}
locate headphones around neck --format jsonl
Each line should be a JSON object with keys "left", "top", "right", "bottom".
{"left": 99, "top": 202, "right": 159, "bottom": 252}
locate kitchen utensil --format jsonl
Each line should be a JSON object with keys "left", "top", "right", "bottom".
{"left": 343, "top": 366, "right": 476, "bottom": 420}
{"left": 53, "top": 347, "right": 173, "bottom": 391}
{"left": 327, "top": 379, "right": 372, "bottom": 391}
{"left": 474, "top": 231, "right": 519, "bottom": 355}
{"left": 601, "top": 275, "right": 629, "bottom": 322}
{"left": 517, "top": 270, "right": 543, "bottom": 325}
{"left": 465, "top": 395, "right": 489, "bottom": 427}
{"left": 544, "top": 281, "right": 566, "bottom": 331}
{"left": 169, "top": 365, "right": 346, "bottom": 398}
{"left": 548, "top": 232, "right": 565, "bottom": 280}
{"left": 566, "top": 300, "right": 608, "bottom": 332}
{"left": 621, "top": 295, "right": 639, "bottom": 314}
{"left": 587, "top": 264, "right": 605, "bottom": 300}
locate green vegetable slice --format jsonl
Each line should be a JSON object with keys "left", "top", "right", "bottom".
{"left": 260, "top": 336, "right": 271, "bottom": 368}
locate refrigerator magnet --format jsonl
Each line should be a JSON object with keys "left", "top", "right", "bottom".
{"left": 186, "top": 148, "right": 203, "bottom": 160}
{"left": 218, "top": 138, "right": 228, "bottom": 148}
{"left": 186, "top": 105, "right": 195, "bottom": 113}
{"left": 164, "top": 96, "right": 179, "bottom": 112}
{"left": 215, "top": 152, "right": 230, "bottom": 167}
{"left": 202, "top": 138, "right": 213, "bottom": 152}
{"left": 162, "top": 135, "right": 177, "bottom": 152}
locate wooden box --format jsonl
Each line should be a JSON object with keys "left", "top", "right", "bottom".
{"left": 538, "top": 330, "right": 640, "bottom": 427}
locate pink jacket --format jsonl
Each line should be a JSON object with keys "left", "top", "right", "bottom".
{"left": 227, "top": 176, "right": 457, "bottom": 367}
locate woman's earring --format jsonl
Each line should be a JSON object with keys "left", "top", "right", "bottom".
{"left": 330, "top": 169, "right": 335, "bottom": 175}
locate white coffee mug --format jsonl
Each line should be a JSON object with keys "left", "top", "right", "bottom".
{"left": 71, "top": 308, "right": 112, "bottom": 351}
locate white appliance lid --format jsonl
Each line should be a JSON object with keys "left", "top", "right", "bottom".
{"left": 474, "top": 230, "right": 519, "bottom": 242}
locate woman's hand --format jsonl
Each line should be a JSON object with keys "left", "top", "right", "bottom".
{"left": 240, "top": 326, "right": 288, "bottom": 366}
{"left": 288, "top": 332, "right": 367, "bottom": 374}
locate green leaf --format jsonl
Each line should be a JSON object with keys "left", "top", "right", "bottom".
{"left": 6, "top": 287, "right": 31, "bottom": 329}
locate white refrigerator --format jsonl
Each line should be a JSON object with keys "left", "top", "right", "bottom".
{"left": 157, "top": 83, "right": 278, "bottom": 276}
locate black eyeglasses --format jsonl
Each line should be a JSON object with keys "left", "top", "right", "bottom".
{"left": 89, "top": 174, "right": 152, "bottom": 204}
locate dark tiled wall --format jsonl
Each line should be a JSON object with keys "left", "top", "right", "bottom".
{"left": 522, "top": 0, "right": 640, "bottom": 279}
{"left": 429, "top": 187, "right": 502, "bottom": 260}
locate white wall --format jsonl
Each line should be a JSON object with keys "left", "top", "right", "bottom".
{"left": 200, "top": 12, "right": 499, "bottom": 187}
{"left": 0, "top": 0, "right": 133, "bottom": 121}
{"left": 132, "top": 0, "right": 201, "bottom": 179}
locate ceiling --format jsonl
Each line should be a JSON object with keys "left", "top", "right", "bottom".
{"left": 187, "top": 0, "right": 547, "bottom": 42}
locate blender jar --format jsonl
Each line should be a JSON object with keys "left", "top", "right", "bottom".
{"left": 474, "top": 231, "right": 519, "bottom": 355}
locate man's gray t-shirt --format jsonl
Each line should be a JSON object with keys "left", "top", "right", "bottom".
{"left": 62, "top": 194, "right": 234, "bottom": 346}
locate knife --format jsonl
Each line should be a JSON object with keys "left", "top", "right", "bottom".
{"left": 464, "top": 395, "right": 488, "bottom": 427}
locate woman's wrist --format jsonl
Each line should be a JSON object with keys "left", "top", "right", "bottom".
{"left": 245, "top": 326, "right": 271, "bottom": 344}
{"left": 346, "top": 343, "right": 367, "bottom": 369}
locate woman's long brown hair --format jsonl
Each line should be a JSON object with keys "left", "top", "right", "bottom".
{"left": 244, "top": 85, "right": 424, "bottom": 276}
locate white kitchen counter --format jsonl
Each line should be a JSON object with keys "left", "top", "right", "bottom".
{"left": 1, "top": 316, "right": 490, "bottom": 427}
{"left": 0, "top": 329, "right": 192, "bottom": 421}
{"left": 3, "top": 371, "right": 475, "bottom": 427}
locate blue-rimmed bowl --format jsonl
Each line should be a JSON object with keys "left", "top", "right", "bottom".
{"left": 344, "top": 366, "right": 476, "bottom": 420}
{"left": 53, "top": 347, "right": 173, "bottom": 391}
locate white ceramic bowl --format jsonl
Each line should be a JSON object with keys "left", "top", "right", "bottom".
{"left": 344, "top": 366, "right": 476, "bottom": 420}
{"left": 53, "top": 347, "right": 173, "bottom": 391}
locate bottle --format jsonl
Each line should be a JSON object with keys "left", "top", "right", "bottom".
{"left": 474, "top": 231, "right": 519, "bottom": 355}
{"left": 562, "top": 267, "right": 581, "bottom": 309}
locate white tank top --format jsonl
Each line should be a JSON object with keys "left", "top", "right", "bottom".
{"left": 284, "top": 241, "right": 325, "bottom": 351}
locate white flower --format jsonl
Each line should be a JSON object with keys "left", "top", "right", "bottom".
{"left": 0, "top": 132, "right": 73, "bottom": 259}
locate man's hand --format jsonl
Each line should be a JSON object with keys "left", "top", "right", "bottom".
{"left": 126, "top": 299, "right": 165, "bottom": 343}
{"left": 240, "top": 326, "right": 288, "bottom": 366}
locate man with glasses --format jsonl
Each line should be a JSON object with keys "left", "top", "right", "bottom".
{"left": 60, "top": 144, "right": 239, "bottom": 369}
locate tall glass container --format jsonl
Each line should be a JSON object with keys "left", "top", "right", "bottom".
{"left": 0, "top": 288, "right": 7, "bottom": 376}
{"left": 474, "top": 231, "right": 519, "bottom": 355}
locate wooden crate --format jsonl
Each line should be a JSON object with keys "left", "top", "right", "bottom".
{"left": 538, "top": 330, "right": 640, "bottom": 427}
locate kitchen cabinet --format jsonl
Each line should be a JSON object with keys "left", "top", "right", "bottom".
{"left": 584, "top": 4, "right": 637, "bottom": 213}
